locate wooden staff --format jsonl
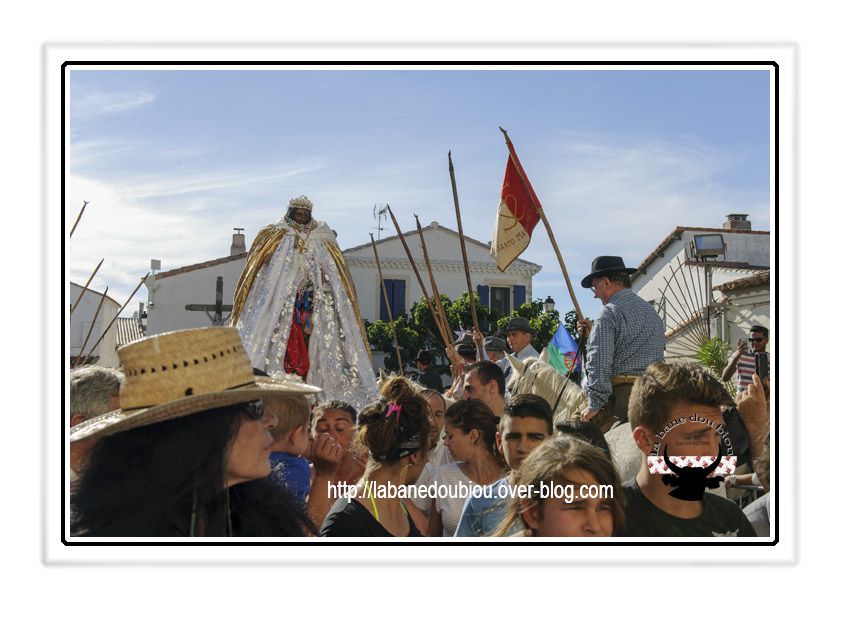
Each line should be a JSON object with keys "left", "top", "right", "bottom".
{"left": 414, "top": 214, "right": 458, "bottom": 354}
{"left": 447, "top": 151, "right": 484, "bottom": 360}
{"left": 386, "top": 205, "right": 454, "bottom": 351}
{"left": 77, "top": 274, "right": 149, "bottom": 367}
{"left": 69, "top": 258, "right": 105, "bottom": 319}
{"left": 499, "top": 127, "right": 584, "bottom": 322}
{"left": 69, "top": 201, "right": 89, "bottom": 239}
{"left": 370, "top": 233, "right": 404, "bottom": 375}
{"left": 73, "top": 286, "right": 108, "bottom": 368}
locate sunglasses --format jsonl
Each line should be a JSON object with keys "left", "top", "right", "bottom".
{"left": 240, "top": 399, "right": 265, "bottom": 420}
{"left": 748, "top": 338, "right": 764, "bottom": 343}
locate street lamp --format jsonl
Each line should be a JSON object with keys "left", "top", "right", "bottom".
{"left": 544, "top": 296, "right": 555, "bottom": 313}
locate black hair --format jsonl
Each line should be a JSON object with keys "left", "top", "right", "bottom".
{"left": 71, "top": 404, "right": 314, "bottom": 537}
{"left": 463, "top": 360, "right": 506, "bottom": 397}
{"left": 445, "top": 399, "right": 506, "bottom": 468}
{"left": 502, "top": 394, "right": 553, "bottom": 435}
{"left": 554, "top": 419, "right": 612, "bottom": 459}
{"left": 605, "top": 272, "right": 632, "bottom": 288}
{"left": 750, "top": 325, "right": 769, "bottom": 338}
{"left": 311, "top": 400, "right": 357, "bottom": 432}
{"left": 357, "top": 394, "right": 430, "bottom": 464}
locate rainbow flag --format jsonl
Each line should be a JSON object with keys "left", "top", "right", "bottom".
{"left": 547, "top": 324, "right": 581, "bottom": 376}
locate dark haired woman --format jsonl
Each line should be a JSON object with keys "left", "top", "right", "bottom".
{"left": 70, "top": 327, "right": 320, "bottom": 537}
{"left": 428, "top": 399, "right": 506, "bottom": 537}
{"left": 319, "top": 393, "right": 430, "bottom": 537}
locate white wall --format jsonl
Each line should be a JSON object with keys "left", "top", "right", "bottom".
{"left": 144, "top": 224, "right": 541, "bottom": 336}
{"left": 633, "top": 229, "right": 770, "bottom": 304}
{"left": 69, "top": 283, "right": 120, "bottom": 367}
{"left": 145, "top": 257, "right": 246, "bottom": 335}
{"left": 720, "top": 287, "right": 771, "bottom": 352}
{"left": 345, "top": 222, "right": 541, "bottom": 323}
{"left": 630, "top": 228, "right": 770, "bottom": 363}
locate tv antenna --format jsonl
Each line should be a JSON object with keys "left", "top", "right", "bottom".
{"left": 372, "top": 204, "right": 389, "bottom": 240}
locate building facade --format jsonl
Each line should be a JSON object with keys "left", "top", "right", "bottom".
{"left": 343, "top": 221, "right": 541, "bottom": 324}
{"left": 69, "top": 283, "right": 120, "bottom": 367}
{"left": 144, "top": 223, "right": 541, "bottom": 337}
{"left": 630, "top": 214, "right": 771, "bottom": 361}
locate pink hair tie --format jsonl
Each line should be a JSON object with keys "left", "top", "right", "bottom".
{"left": 386, "top": 403, "right": 402, "bottom": 420}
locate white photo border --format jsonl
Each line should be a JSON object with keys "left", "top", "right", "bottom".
{"left": 46, "top": 42, "right": 795, "bottom": 565}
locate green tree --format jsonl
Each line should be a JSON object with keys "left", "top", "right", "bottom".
{"left": 494, "top": 297, "right": 561, "bottom": 352}
{"left": 563, "top": 309, "right": 579, "bottom": 335}
{"left": 446, "top": 291, "right": 497, "bottom": 335}
{"left": 697, "top": 337, "right": 737, "bottom": 397}
{"left": 366, "top": 316, "right": 421, "bottom": 373}
{"left": 411, "top": 295, "right": 452, "bottom": 349}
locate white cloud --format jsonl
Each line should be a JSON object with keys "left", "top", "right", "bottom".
{"left": 65, "top": 128, "right": 769, "bottom": 320}
{"left": 67, "top": 174, "right": 236, "bottom": 309}
{"left": 71, "top": 88, "right": 155, "bottom": 120}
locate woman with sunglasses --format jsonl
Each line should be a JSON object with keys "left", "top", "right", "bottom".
{"left": 70, "top": 327, "right": 320, "bottom": 537}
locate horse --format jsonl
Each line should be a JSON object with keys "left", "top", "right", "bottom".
{"left": 505, "top": 350, "right": 588, "bottom": 422}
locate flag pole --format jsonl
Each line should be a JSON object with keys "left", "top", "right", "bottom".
{"left": 386, "top": 206, "right": 455, "bottom": 355}
{"left": 447, "top": 152, "right": 484, "bottom": 360}
{"left": 77, "top": 274, "right": 149, "bottom": 367}
{"left": 69, "top": 200, "right": 89, "bottom": 239}
{"left": 414, "top": 215, "right": 461, "bottom": 364}
{"left": 370, "top": 233, "right": 404, "bottom": 375}
{"left": 69, "top": 258, "right": 105, "bottom": 319}
{"left": 499, "top": 127, "right": 584, "bottom": 322}
{"left": 73, "top": 286, "right": 109, "bottom": 368}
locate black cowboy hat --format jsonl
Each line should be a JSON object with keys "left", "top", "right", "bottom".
{"left": 580, "top": 256, "right": 638, "bottom": 288}
{"left": 414, "top": 349, "right": 434, "bottom": 365}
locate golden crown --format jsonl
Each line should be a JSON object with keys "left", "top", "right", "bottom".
{"left": 288, "top": 195, "right": 313, "bottom": 211}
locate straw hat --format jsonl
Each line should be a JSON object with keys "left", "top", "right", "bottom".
{"left": 69, "top": 327, "right": 321, "bottom": 442}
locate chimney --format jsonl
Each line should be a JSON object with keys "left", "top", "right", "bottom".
{"left": 231, "top": 228, "right": 246, "bottom": 256}
{"left": 723, "top": 213, "right": 751, "bottom": 230}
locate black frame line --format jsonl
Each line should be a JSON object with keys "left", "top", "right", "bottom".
{"left": 60, "top": 58, "right": 780, "bottom": 549}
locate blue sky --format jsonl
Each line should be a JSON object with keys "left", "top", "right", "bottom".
{"left": 68, "top": 66, "right": 772, "bottom": 319}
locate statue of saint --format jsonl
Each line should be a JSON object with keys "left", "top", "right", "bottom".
{"left": 231, "top": 195, "right": 378, "bottom": 409}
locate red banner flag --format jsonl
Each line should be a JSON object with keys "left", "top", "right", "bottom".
{"left": 491, "top": 145, "right": 542, "bottom": 272}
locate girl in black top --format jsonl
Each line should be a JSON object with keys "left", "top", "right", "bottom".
{"left": 320, "top": 392, "right": 430, "bottom": 537}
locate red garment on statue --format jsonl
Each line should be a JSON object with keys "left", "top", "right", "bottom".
{"left": 284, "top": 321, "right": 310, "bottom": 378}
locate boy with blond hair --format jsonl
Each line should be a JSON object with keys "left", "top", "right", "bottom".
{"left": 264, "top": 394, "right": 313, "bottom": 503}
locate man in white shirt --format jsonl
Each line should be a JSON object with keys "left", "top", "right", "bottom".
{"left": 506, "top": 317, "right": 539, "bottom": 360}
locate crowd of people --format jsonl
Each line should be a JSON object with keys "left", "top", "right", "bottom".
{"left": 68, "top": 197, "right": 772, "bottom": 539}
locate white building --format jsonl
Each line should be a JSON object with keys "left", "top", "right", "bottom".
{"left": 145, "top": 253, "right": 247, "bottom": 335}
{"left": 69, "top": 282, "right": 120, "bottom": 367}
{"left": 144, "top": 223, "right": 541, "bottom": 336}
{"left": 343, "top": 221, "right": 541, "bottom": 323}
{"left": 630, "top": 213, "right": 771, "bottom": 360}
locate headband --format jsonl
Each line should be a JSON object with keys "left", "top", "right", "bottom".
{"left": 372, "top": 401, "right": 424, "bottom": 462}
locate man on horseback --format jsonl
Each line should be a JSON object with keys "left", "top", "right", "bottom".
{"left": 577, "top": 256, "right": 666, "bottom": 428}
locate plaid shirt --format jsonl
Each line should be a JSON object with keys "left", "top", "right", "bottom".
{"left": 584, "top": 289, "right": 665, "bottom": 410}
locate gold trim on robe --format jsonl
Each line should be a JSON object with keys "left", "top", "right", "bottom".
{"left": 229, "top": 227, "right": 288, "bottom": 325}
{"left": 325, "top": 241, "right": 373, "bottom": 362}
